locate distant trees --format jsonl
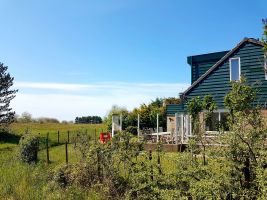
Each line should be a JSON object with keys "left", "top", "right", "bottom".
{"left": 15, "top": 112, "right": 60, "bottom": 123}
{"left": 75, "top": 116, "right": 102, "bottom": 124}
{"left": 19, "top": 112, "right": 33, "bottom": 123}
{"left": 0, "top": 63, "right": 18, "bottom": 128}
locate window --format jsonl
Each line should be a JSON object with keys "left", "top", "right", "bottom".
{"left": 205, "top": 112, "right": 219, "bottom": 131}
{"left": 230, "top": 57, "right": 241, "bottom": 81}
{"left": 205, "top": 111, "right": 229, "bottom": 132}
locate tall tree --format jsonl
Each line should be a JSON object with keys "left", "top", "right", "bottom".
{"left": 0, "top": 63, "right": 18, "bottom": 127}
{"left": 224, "top": 77, "right": 267, "bottom": 197}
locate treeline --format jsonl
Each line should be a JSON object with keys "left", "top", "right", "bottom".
{"left": 14, "top": 112, "right": 73, "bottom": 124}
{"left": 75, "top": 116, "right": 102, "bottom": 124}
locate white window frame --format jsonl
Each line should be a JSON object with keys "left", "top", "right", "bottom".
{"left": 229, "top": 57, "right": 241, "bottom": 81}
{"left": 203, "top": 109, "right": 229, "bottom": 134}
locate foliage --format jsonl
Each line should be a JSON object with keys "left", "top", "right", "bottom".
{"left": 104, "top": 105, "right": 129, "bottom": 132}
{"left": 0, "top": 63, "right": 18, "bottom": 128}
{"left": 125, "top": 126, "right": 138, "bottom": 135}
{"left": 202, "top": 95, "right": 217, "bottom": 131}
{"left": 18, "top": 134, "right": 39, "bottom": 163}
{"left": 187, "top": 96, "right": 202, "bottom": 135}
{"left": 18, "top": 112, "right": 33, "bottom": 123}
{"left": 223, "top": 77, "right": 267, "bottom": 198}
{"left": 104, "top": 98, "right": 167, "bottom": 132}
{"left": 36, "top": 117, "right": 60, "bottom": 124}
{"left": 75, "top": 116, "right": 102, "bottom": 124}
{"left": 164, "top": 97, "right": 181, "bottom": 105}
{"left": 224, "top": 76, "right": 257, "bottom": 121}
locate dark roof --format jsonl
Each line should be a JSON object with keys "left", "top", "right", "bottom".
{"left": 187, "top": 50, "right": 229, "bottom": 66}
{"left": 181, "top": 38, "right": 264, "bottom": 97}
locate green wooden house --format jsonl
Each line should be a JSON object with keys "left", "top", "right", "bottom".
{"left": 166, "top": 38, "right": 266, "bottom": 142}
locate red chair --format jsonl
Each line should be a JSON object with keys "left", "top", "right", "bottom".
{"left": 99, "top": 132, "right": 111, "bottom": 144}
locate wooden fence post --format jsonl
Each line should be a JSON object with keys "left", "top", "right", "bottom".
{"left": 149, "top": 150, "right": 153, "bottom": 181}
{"left": 67, "top": 130, "right": 70, "bottom": 143}
{"left": 38, "top": 133, "right": 40, "bottom": 150}
{"left": 157, "top": 148, "right": 162, "bottom": 175}
{"left": 94, "top": 128, "right": 97, "bottom": 144}
{"left": 65, "top": 141, "right": 68, "bottom": 164}
{"left": 46, "top": 132, "right": 50, "bottom": 164}
{"left": 57, "top": 130, "right": 60, "bottom": 144}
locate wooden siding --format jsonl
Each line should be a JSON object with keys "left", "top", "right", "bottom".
{"left": 166, "top": 104, "right": 184, "bottom": 116}
{"left": 190, "top": 51, "right": 229, "bottom": 84}
{"left": 185, "top": 42, "right": 265, "bottom": 110}
{"left": 192, "top": 61, "right": 219, "bottom": 83}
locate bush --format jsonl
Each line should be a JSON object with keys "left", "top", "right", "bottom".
{"left": 18, "top": 134, "right": 39, "bottom": 164}
{"left": 125, "top": 126, "right": 138, "bottom": 135}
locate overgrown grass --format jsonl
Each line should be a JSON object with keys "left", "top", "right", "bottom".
{"left": 0, "top": 123, "right": 109, "bottom": 199}
{"left": 4, "top": 122, "right": 106, "bottom": 148}
{"left": 10, "top": 123, "right": 106, "bottom": 136}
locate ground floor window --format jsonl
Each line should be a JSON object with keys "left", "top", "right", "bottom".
{"left": 205, "top": 111, "right": 229, "bottom": 132}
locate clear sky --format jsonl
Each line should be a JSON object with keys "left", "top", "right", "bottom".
{"left": 0, "top": 0, "right": 266, "bottom": 120}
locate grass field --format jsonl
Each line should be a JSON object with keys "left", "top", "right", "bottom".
{"left": 0, "top": 123, "right": 108, "bottom": 199}
{"left": 0, "top": 122, "right": 106, "bottom": 150}
{"left": 0, "top": 122, "right": 181, "bottom": 199}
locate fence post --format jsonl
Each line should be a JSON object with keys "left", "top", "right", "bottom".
{"left": 67, "top": 130, "right": 70, "bottom": 143}
{"left": 46, "top": 132, "right": 50, "bottom": 164}
{"left": 57, "top": 130, "right": 60, "bottom": 144}
{"left": 149, "top": 150, "right": 153, "bottom": 181}
{"left": 38, "top": 133, "right": 40, "bottom": 150}
{"left": 85, "top": 129, "right": 87, "bottom": 134}
{"left": 157, "top": 147, "right": 162, "bottom": 175}
{"left": 95, "top": 128, "right": 97, "bottom": 144}
{"left": 65, "top": 141, "right": 68, "bottom": 164}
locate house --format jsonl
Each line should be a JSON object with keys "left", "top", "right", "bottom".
{"left": 167, "top": 38, "right": 266, "bottom": 142}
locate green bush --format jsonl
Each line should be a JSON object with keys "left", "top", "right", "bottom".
{"left": 18, "top": 134, "right": 39, "bottom": 164}
{"left": 125, "top": 126, "right": 137, "bottom": 135}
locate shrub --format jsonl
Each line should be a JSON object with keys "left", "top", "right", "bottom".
{"left": 18, "top": 134, "right": 39, "bottom": 164}
{"left": 125, "top": 126, "right": 138, "bottom": 135}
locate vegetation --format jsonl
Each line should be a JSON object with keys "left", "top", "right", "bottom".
{"left": 75, "top": 116, "right": 102, "bottom": 124}
{"left": 104, "top": 98, "right": 170, "bottom": 134}
{"left": 18, "top": 134, "right": 39, "bottom": 163}
{"left": 224, "top": 77, "right": 267, "bottom": 198}
{"left": 0, "top": 77, "right": 267, "bottom": 199}
{"left": 1, "top": 19, "right": 267, "bottom": 200}
{"left": 0, "top": 62, "right": 17, "bottom": 128}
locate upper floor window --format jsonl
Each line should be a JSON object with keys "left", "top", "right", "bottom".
{"left": 230, "top": 57, "right": 240, "bottom": 81}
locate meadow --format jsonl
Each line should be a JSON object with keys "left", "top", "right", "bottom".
{"left": 1, "top": 122, "right": 266, "bottom": 199}
{"left": 0, "top": 122, "right": 179, "bottom": 199}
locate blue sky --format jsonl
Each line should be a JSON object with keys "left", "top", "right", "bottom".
{"left": 0, "top": 0, "right": 266, "bottom": 120}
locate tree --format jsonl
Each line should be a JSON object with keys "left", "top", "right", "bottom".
{"left": 0, "top": 63, "right": 17, "bottom": 127}
{"left": 224, "top": 77, "right": 267, "bottom": 197}
{"left": 20, "top": 112, "right": 33, "bottom": 123}
{"left": 103, "top": 105, "right": 129, "bottom": 131}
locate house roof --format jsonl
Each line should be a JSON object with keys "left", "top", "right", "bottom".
{"left": 181, "top": 38, "right": 264, "bottom": 98}
{"left": 187, "top": 50, "right": 230, "bottom": 66}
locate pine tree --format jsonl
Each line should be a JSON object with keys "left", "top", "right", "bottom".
{"left": 0, "top": 63, "right": 18, "bottom": 127}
